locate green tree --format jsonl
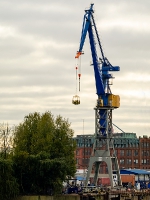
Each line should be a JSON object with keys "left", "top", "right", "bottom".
{"left": 13, "top": 111, "right": 76, "bottom": 194}
{"left": 0, "top": 158, "right": 19, "bottom": 200}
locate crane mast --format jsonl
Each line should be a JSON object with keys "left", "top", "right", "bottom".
{"left": 73, "top": 4, "right": 122, "bottom": 188}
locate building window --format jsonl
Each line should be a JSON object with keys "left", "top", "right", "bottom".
{"left": 141, "top": 142, "right": 147, "bottom": 148}
{"left": 120, "top": 159, "right": 125, "bottom": 165}
{"left": 82, "top": 158, "right": 89, "bottom": 165}
{"left": 127, "top": 159, "right": 132, "bottom": 165}
{"left": 85, "top": 150, "right": 88, "bottom": 155}
{"left": 76, "top": 150, "right": 79, "bottom": 155}
{"left": 134, "top": 159, "right": 138, "bottom": 164}
{"left": 88, "top": 149, "right": 91, "bottom": 155}
{"left": 142, "top": 159, "right": 147, "bottom": 164}
{"left": 120, "top": 150, "right": 124, "bottom": 156}
{"left": 134, "top": 150, "right": 138, "bottom": 156}
{"left": 126, "top": 150, "right": 131, "bottom": 156}
{"left": 115, "top": 150, "right": 118, "bottom": 155}
{"left": 132, "top": 143, "right": 135, "bottom": 147}
{"left": 147, "top": 160, "right": 149, "bottom": 164}
{"left": 142, "top": 151, "right": 149, "bottom": 156}
{"left": 136, "top": 144, "right": 139, "bottom": 147}
{"left": 83, "top": 149, "right": 88, "bottom": 156}
{"left": 76, "top": 158, "right": 78, "bottom": 164}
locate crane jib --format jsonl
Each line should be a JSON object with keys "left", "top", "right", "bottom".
{"left": 73, "top": 3, "right": 120, "bottom": 109}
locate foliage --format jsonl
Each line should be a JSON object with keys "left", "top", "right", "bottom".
{"left": 0, "top": 123, "right": 14, "bottom": 159}
{"left": 13, "top": 111, "right": 76, "bottom": 195}
{"left": 0, "top": 158, "right": 19, "bottom": 200}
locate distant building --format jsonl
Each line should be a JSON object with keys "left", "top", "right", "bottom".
{"left": 73, "top": 133, "right": 150, "bottom": 173}
{"left": 73, "top": 134, "right": 94, "bottom": 170}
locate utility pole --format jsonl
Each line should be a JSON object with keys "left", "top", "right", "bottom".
{"left": 83, "top": 119, "right": 86, "bottom": 179}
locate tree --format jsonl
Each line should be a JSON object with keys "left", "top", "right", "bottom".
{"left": 13, "top": 111, "right": 76, "bottom": 194}
{"left": 0, "top": 158, "right": 19, "bottom": 200}
{"left": 0, "top": 123, "right": 14, "bottom": 159}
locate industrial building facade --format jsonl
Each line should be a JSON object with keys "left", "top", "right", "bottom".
{"left": 74, "top": 133, "right": 150, "bottom": 173}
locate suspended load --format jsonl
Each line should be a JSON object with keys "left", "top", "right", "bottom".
{"left": 72, "top": 95, "right": 80, "bottom": 105}
{"left": 72, "top": 63, "right": 81, "bottom": 105}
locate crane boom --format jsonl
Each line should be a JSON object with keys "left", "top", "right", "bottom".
{"left": 75, "top": 4, "right": 120, "bottom": 98}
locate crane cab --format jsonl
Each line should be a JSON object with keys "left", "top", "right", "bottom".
{"left": 72, "top": 95, "right": 80, "bottom": 105}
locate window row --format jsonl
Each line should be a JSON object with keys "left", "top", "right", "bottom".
{"left": 76, "top": 150, "right": 91, "bottom": 156}
{"left": 120, "top": 159, "right": 150, "bottom": 165}
{"left": 141, "top": 142, "right": 150, "bottom": 147}
{"left": 117, "top": 150, "right": 149, "bottom": 156}
{"left": 114, "top": 144, "right": 139, "bottom": 148}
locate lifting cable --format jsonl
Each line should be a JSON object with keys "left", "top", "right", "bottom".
{"left": 77, "top": 56, "right": 81, "bottom": 92}
{"left": 75, "top": 61, "right": 78, "bottom": 94}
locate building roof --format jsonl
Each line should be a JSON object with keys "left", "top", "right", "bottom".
{"left": 113, "top": 133, "right": 137, "bottom": 138}
{"left": 75, "top": 176, "right": 86, "bottom": 181}
{"left": 120, "top": 169, "right": 150, "bottom": 175}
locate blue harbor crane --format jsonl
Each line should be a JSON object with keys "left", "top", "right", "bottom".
{"left": 73, "top": 4, "right": 122, "bottom": 188}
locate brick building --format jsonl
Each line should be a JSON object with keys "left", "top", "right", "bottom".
{"left": 73, "top": 133, "right": 150, "bottom": 173}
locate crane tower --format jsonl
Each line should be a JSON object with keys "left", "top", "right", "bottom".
{"left": 72, "top": 4, "right": 122, "bottom": 188}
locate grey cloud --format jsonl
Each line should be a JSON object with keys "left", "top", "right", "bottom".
{"left": 0, "top": 0, "right": 149, "bottom": 137}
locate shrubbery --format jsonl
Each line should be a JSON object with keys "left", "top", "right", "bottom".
{"left": 0, "top": 111, "right": 76, "bottom": 197}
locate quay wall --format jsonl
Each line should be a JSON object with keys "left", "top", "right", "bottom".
{"left": 12, "top": 194, "right": 150, "bottom": 200}
{"left": 13, "top": 195, "right": 80, "bottom": 200}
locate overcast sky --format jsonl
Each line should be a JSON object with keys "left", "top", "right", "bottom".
{"left": 0, "top": 0, "right": 150, "bottom": 137}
